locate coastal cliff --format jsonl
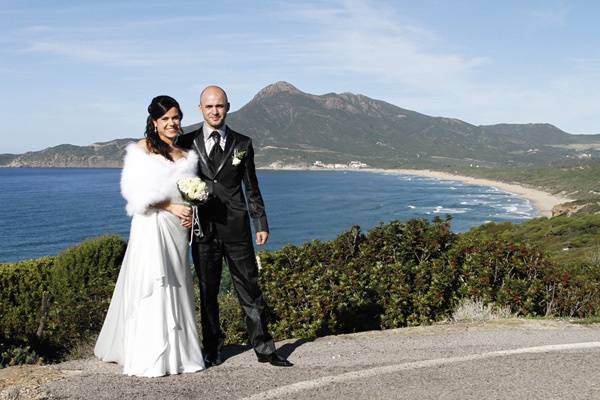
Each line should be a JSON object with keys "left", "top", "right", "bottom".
{"left": 4, "top": 139, "right": 135, "bottom": 168}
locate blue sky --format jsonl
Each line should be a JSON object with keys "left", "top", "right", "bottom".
{"left": 1, "top": 0, "right": 599, "bottom": 153}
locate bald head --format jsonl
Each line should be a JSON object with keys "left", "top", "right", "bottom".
{"left": 199, "top": 85, "right": 230, "bottom": 129}
{"left": 200, "top": 85, "right": 228, "bottom": 105}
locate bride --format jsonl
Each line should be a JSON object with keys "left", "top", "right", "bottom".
{"left": 94, "top": 95, "right": 205, "bottom": 377}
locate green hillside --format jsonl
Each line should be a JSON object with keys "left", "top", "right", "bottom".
{"left": 465, "top": 213, "right": 600, "bottom": 266}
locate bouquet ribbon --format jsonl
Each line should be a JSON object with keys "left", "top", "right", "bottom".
{"left": 189, "top": 204, "right": 204, "bottom": 244}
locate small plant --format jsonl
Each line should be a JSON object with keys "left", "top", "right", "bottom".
{"left": 451, "top": 298, "right": 515, "bottom": 322}
{"left": 0, "top": 343, "right": 40, "bottom": 367}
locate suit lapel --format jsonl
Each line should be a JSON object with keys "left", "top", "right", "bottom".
{"left": 192, "top": 125, "right": 215, "bottom": 179}
{"left": 214, "top": 128, "right": 237, "bottom": 177}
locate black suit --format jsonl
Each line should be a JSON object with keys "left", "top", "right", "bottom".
{"left": 175, "top": 124, "right": 275, "bottom": 357}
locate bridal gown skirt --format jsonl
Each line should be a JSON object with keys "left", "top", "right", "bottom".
{"left": 94, "top": 210, "right": 205, "bottom": 377}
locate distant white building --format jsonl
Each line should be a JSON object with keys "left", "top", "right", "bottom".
{"left": 349, "top": 161, "right": 369, "bottom": 169}
{"left": 314, "top": 160, "right": 369, "bottom": 169}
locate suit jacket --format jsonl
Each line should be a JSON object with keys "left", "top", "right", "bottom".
{"left": 175, "top": 124, "right": 269, "bottom": 243}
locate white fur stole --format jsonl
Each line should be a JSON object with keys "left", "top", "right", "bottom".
{"left": 120, "top": 143, "right": 199, "bottom": 216}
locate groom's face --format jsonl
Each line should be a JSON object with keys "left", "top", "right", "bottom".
{"left": 200, "top": 88, "right": 230, "bottom": 130}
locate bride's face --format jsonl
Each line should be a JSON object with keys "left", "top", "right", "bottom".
{"left": 154, "top": 107, "right": 181, "bottom": 142}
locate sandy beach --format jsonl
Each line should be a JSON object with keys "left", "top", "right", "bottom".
{"left": 259, "top": 166, "right": 574, "bottom": 217}
{"left": 364, "top": 168, "right": 574, "bottom": 218}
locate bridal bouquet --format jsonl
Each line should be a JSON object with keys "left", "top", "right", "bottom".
{"left": 177, "top": 177, "right": 209, "bottom": 204}
{"left": 177, "top": 177, "right": 210, "bottom": 243}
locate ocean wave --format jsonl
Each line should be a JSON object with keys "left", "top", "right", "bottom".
{"left": 460, "top": 199, "right": 492, "bottom": 206}
{"left": 432, "top": 206, "right": 469, "bottom": 214}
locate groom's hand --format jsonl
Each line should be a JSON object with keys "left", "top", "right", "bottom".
{"left": 256, "top": 231, "right": 269, "bottom": 246}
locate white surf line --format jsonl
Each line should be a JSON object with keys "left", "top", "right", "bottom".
{"left": 241, "top": 342, "right": 600, "bottom": 400}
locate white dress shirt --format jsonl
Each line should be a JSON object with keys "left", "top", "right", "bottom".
{"left": 203, "top": 124, "right": 227, "bottom": 155}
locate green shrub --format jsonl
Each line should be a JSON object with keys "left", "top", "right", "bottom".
{"left": 258, "top": 217, "right": 600, "bottom": 341}
{"left": 259, "top": 227, "right": 379, "bottom": 339}
{"left": 358, "top": 218, "right": 458, "bottom": 327}
{"left": 449, "top": 237, "right": 549, "bottom": 315}
{"left": 3, "top": 216, "right": 600, "bottom": 367}
{"left": 0, "top": 257, "right": 56, "bottom": 367}
{"left": 259, "top": 217, "right": 460, "bottom": 338}
{"left": 48, "top": 235, "right": 126, "bottom": 345}
{"left": 0, "top": 257, "right": 54, "bottom": 342}
{"left": 218, "top": 292, "right": 248, "bottom": 345}
{"left": 542, "top": 262, "right": 600, "bottom": 318}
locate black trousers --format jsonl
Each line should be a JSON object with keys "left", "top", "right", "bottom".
{"left": 191, "top": 237, "right": 275, "bottom": 356}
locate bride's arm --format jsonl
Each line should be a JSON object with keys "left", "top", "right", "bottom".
{"left": 152, "top": 200, "right": 192, "bottom": 228}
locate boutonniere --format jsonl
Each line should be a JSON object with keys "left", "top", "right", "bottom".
{"left": 232, "top": 148, "right": 247, "bottom": 166}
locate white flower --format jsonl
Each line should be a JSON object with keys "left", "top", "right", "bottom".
{"left": 232, "top": 148, "right": 246, "bottom": 166}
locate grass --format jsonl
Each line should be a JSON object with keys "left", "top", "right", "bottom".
{"left": 451, "top": 299, "right": 515, "bottom": 322}
{"left": 572, "top": 316, "right": 600, "bottom": 325}
{"left": 64, "top": 337, "right": 96, "bottom": 362}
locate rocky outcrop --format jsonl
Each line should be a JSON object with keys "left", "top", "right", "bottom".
{"left": 552, "top": 202, "right": 586, "bottom": 217}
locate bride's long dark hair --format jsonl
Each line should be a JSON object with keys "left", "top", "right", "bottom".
{"left": 144, "top": 95, "right": 183, "bottom": 162}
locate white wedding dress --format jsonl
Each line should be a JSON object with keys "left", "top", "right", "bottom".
{"left": 94, "top": 143, "right": 205, "bottom": 377}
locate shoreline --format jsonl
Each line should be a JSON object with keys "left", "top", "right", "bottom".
{"left": 258, "top": 166, "right": 574, "bottom": 217}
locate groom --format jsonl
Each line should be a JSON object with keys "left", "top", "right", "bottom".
{"left": 175, "top": 85, "right": 292, "bottom": 367}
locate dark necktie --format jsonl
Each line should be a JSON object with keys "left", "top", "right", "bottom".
{"left": 208, "top": 131, "right": 223, "bottom": 166}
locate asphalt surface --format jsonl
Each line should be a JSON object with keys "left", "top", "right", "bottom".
{"left": 6, "top": 319, "right": 600, "bottom": 399}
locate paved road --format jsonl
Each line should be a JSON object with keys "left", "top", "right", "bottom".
{"left": 4, "top": 319, "right": 600, "bottom": 399}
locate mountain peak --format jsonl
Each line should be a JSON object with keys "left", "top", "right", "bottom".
{"left": 253, "top": 81, "right": 303, "bottom": 100}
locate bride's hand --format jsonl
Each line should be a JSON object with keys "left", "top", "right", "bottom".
{"left": 167, "top": 203, "right": 192, "bottom": 228}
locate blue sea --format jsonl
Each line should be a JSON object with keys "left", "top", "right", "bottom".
{"left": 0, "top": 168, "right": 537, "bottom": 262}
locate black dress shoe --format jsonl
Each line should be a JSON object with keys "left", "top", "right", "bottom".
{"left": 257, "top": 352, "right": 293, "bottom": 367}
{"left": 204, "top": 352, "right": 223, "bottom": 367}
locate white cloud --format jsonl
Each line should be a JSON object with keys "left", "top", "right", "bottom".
{"left": 272, "top": 0, "right": 487, "bottom": 94}
{"left": 23, "top": 40, "right": 199, "bottom": 67}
